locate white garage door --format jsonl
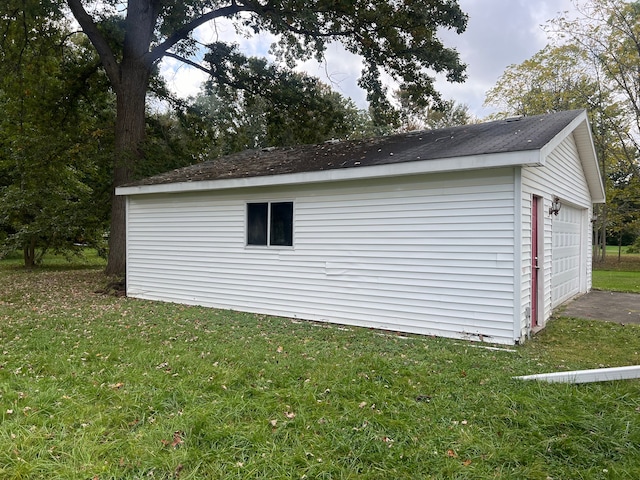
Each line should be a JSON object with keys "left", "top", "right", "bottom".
{"left": 552, "top": 204, "right": 584, "bottom": 307}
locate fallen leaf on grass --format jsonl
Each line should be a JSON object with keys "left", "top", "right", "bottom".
{"left": 463, "top": 459, "right": 472, "bottom": 466}
{"left": 161, "top": 431, "right": 184, "bottom": 448}
{"left": 172, "top": 431, "right": 184, "bottom": 447}
{"left": 284, "top": 411, "right": 296, "bottom": 419}
{"left": 447, "top": 449, "right": 457, "bottom": 458}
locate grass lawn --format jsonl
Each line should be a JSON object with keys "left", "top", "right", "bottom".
{"left": 593, "top": 270, "right": 640, "bottom": 293}
{"left": 0, "top": 255, "right": 639, "bottom": 478}
{"left": 593, "top": 247, "right": 640, "bottom": 293}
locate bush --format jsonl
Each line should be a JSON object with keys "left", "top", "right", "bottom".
{"left": 627, "top": 237, "right": 640, "bottom": 253}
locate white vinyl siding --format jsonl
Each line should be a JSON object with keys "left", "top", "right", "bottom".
{"left": 520, "top": 133, "right": 592, "bottom": 335}
{"left": 126, "top": 168, "right": 518, "bottom": 344}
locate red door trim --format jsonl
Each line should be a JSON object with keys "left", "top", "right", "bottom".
{"left": 531, "top": 196, "right": 540, "bottom": 328}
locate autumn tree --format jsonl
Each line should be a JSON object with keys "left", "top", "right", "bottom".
{"left": 484, "top": 44, "right": 602, "bottom": 117}
{"left": 484, "top": 38, "right": 639, "bottom": 260}
{"left": 63, "top": 0, "right": 468, "bottom": 275}
{"left": 549, "top": 0, "right": 640, "bottom": 154}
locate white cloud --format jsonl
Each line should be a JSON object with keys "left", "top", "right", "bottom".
{"left": 434, "top": 0, "right": 577, "bottom": 118}
{"left": 159, "top": 56, "right": 208, "bottom": 99}
{"left": 295, "top": 43, "right": 367, "bottom": 107}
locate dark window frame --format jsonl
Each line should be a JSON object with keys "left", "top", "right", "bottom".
{"left": 246, "top": 201, "right": 294, "bottom": 247}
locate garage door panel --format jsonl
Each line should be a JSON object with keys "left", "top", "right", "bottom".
{"left": 552, "top": 205, "right": 583, "bottom": 307}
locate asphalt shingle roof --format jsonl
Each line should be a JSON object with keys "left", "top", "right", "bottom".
{"left": 127, "top": 109, "right": 584, "bottom": 187}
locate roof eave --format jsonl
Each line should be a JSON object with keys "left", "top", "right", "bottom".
{"left": 116, "top": 150, "right": 542, "bottom": 196}
{"left": 539, "top": 110, "right": 606, "bottom": 204}
{"left": 575, "top": 118, "right": 606, "bottom": 204}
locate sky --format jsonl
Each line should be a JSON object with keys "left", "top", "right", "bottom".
{"left": 159, "top": 0, "right": 578, "bottom": 120}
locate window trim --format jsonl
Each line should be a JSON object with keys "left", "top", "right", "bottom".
{"left": 245, "top": 200, "right": 294, "bottom": 249}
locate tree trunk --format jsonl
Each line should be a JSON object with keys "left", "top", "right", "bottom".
{"left": 66, "top": 0, "right": 160, "bottom": 276}
{"left": 618, "top": 232, "right": 623, "bottom": 262}
{"left": 105, "top": 60, "right": 150, "bottom": 276}
{"left": 593, "top": 204, "right": 606, "bottom": 263}
{"left": 600, "top": 204, "right": 607, "bottom": 260}
{"left": 23, "top": 237, "right": 36, "bottom": 269}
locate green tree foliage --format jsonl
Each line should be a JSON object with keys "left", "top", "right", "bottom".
{"left": 186, "top": 46, "right": 385, "bottom": 158}
{"left": 135, "top": 110, "right": 209, "bottom": 180}
{"left": 394, "top": 89, "right": 473, "bottom": 131}
{"left": 136, "top": 54, "right": 385, "bottom": 181}
{"left": 0, "top": 1, "right": 114, "bottom": 267}
{"left": 205, "top": 47, "right": 358, "bottom": 147}
{"left": 607, "top": 179, "right": 640, "bottom": 250}
{"left": 64, "top": 0, "right": 468, "bottom": 275}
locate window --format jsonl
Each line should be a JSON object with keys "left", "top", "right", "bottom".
{"left": 247, "top": 202, "right": 293, "bottom": 247}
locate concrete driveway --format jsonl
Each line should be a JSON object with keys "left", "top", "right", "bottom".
{"left": 558, "top": 290, "right": 640, "bottom": 324}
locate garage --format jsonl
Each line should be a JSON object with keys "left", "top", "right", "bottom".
{"left": 118, "top": 109, "right": 605, "bottom": 344}
{"left": 551, "top": 204, "right": 585, "bottom": 307}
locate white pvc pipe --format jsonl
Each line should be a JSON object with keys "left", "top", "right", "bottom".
{"left": 514, "top": 365, "right": 640, "bottom": 384}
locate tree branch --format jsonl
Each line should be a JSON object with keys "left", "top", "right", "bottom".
{"left": 163, "top": 51, "right": 262, "bottom": 96}
{"left": 164, "top": 51, "right": 213, "bottom": 76}
{"left": 148, "top": 3, "right": 252, "bottom": 65}
{"left": 66, "top": 0, "right": 121, "bottom": 89}
{"left": 275, "top": 18, "right": 357, "bottom": 38}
